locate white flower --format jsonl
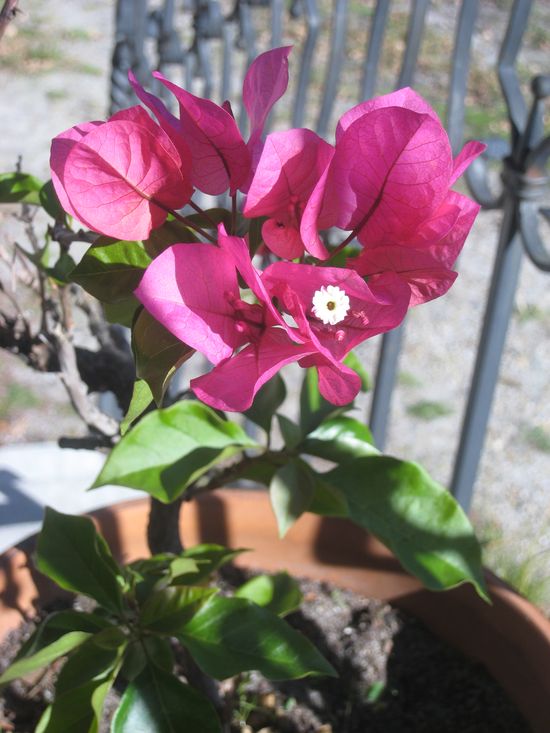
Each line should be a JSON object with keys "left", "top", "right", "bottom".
{"left": 311, "top": 285, "right": 350, "bottom": 325}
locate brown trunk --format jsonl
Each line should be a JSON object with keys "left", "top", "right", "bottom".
{"left": 147, "top": 497, "right": 183, "bottom": 555}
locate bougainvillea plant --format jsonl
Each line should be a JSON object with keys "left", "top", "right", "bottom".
{"left": 0, "top": 46, "right": 488, "bottom": 731}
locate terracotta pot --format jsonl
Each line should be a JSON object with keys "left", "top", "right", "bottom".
{"left": 1, "top": 490, "right": 550, "bottom": 730}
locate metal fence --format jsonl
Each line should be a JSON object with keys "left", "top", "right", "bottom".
{"left": 109, "top": 0, "right": 549, "bottom": 511}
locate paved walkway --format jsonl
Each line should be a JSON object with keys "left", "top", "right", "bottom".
{"left": 0, "top": 443, "right": 142, "bottom": 552}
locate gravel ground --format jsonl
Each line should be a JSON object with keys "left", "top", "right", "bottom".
{"left": 0, "top": 1, "right": 549, "bottom": 603}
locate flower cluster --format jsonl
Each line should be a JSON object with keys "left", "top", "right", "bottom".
{"left": 51, "top": 47, "right": 483, "bottom": 412}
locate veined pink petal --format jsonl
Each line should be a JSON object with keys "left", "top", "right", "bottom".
{"left": 154, "top": 72, "right": 250, "bottom": 195}
{"left": 350, "top": 191, "right": 478, "bottom": 305}
{"left": 191, "top": 329, "right": 316, "bottom": 412}
{"left": 59, "top": 118, "right": 191, "bottom": 240}
{"left": 352, "top": 247, "right": 457, "bottom": 306}
{"left": 135, "top": 243, "right": 246, "bottom": 364}
{"left": 322, "top": 107, "right": 453, "bottom": 244}
{"left": 243, "top": 46, "right": 291, "bottom": 151}
{"left": 450, "top": 140, "right": 486, "bottom": 185}
{"left": 299, "top": 155, "right": 333, "bottom": 260}
{"left": 50, "top": 121, "right": 102, "bottom": 223}
{"left": 245, "top": 129, "right": 333, "bottom": 216}
{"left": 262, "top": 219, "right": 304, "bottom": 260}
{"left": 127, "top": 72, "right": 193, "bottom": 179}
{"left": 316, "top": 360, "right": 362, "bottom": 405}
{"left": 336, "top": 87, "right": 440, "bottom": 141}
{"left": 423, "top": 191, "right": 480, "bottom": 268}
{"left": 216, "top": 225, "right": 302, "bottom": 341}
{"left": 244, "top": 129, "right": 333, "bottom": 259}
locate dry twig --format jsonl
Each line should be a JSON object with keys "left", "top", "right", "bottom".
{"left": 0, "top": 0, "right": 19, "bottom": 43}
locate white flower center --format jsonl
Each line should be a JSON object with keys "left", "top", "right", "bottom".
{"left": 311, "top": 285, "right": 350, "bottom": 326}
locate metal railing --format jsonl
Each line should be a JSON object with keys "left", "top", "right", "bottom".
{"left": 109, "top": 0, "right": 549, "bottom": 511}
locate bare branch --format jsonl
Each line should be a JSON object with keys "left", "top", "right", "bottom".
{"left": 52, "top": 324, "right": 119, "bottom": 438}
{"left": 0, "top": 0, "right": 19, "bottom": 43}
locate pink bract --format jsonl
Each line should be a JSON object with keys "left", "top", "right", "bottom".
{"left": 300, "top": 87, "right": 484, "bottom": 265}
{"left": 243, "top": 46, "right": 292, "bottom": 162}
{"left": 50, "top": 108, "right": 192, "bottom": 240}
{"left": 244, "top": 129, "right": 334, "bottom": 259}
{"left": 154, "top": 72, "right": 251, "bottom": 196}
{"left": 262, "top": 263, "right": 410, "bottom": 360}
{"left": 50, "top": 121, "right": 102, "bottom": 225}
{"left": 350, "top": 191, "right": 480, "bottom": 306}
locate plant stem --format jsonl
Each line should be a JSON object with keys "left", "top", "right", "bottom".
{"left": 231, "top": 194, "right": 237, "bottom": 235}
{"left": 188, "top": 199, "right": 218, "bottom": 229}
{"left": 147, "top": 497, "right": 184, "bottom": 554}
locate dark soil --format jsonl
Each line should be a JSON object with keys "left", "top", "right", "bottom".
{"left": 0, "top": 575, "right": 532, "bottom": 733}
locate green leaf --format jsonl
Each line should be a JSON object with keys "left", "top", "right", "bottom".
{"left": 325, "top": 456, "right": 488, "bottom": 599}
{"left": 70, "top": 237, "right": 151, "bottom": 303}
{"left": 144, "top": 219, "right": 200, "bottom": 257}
{"left": 299, "top": 368, "right": 346, "bottom": 434}
{"left": 301, "top": 416, "right": 378, "bottom": 463}
{"left": 139, "top": 586, "right": 217, "bottom": 634}
{"left": 36, "top": 508, "right": 124, "bottom": 613}
{"left": 247, "top": 216, "right": 267, "bottom": 255}
{"left": 244, "top": 374, "right": 286, "bottom": 434}
{"left": 36, "top": 640, "right": 124, "bottom": 733}
{"left": 120, "top": 380, "right": 153, "bottom": 436}
{"left": 172, "top": 544, "right": 249, "bottom": 584}
{"left": 120, "top": 637, "right": 174, "bottom": 682}
{"left": 179, "top": 595, "right": 335, "bottom": 680}
{"left": 39, "top": 179, "right": 66, "bottom": 221}
{"left": 167, "top": 557, "right": 201, "bottom": 581}
{"left": 0, "top": 631, "right": 91, "bottom": 685}
{"left": 230, "top": 455, "right": 279, "bottom": 487}
{"left": 277, "top": 414, "right": 303, "bottom": 449}
{"left": 235, "top": 572, "right": 302, "bottom": 617}
{"left": 103, "top": 296, "right": 140, "bottom": 327}
{"left": 112, "top": 664, "right": 221, "bottom": 733}
{"left": 14, "top": 610, "right": 111, "bottom": 662}
{"left": 307, "top": 472, "right": 349, "bottom": 518}
{"left": 91, "top": 401, "right": 258, "bottom": 503}
{"left": 182, "top": 207, "right": 232, "bottom": 230}
{"left": 0, "top": 171, "right": 43, "bottom": 204}
{"left": 132, "top": 308, "right": 194, "bottom": 405}
{"left": 343, "top": 351, "right": 370, "bottom": 391}
{"left": 127, "top": 554, "right": 200, "bottom": 585}
{"left": 269, "top": 459, "right": 316, "bottom": 538}
{"left": 46, "top": 252, "right": 76, "bottom": 284}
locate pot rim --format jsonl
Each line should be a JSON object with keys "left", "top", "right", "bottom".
{"left": 1, "top": 490, "right": 549, "bottom": 730}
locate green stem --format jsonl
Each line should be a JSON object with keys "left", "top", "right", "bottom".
{"left": 188, "top": 199, "right": 219, "bottom": 229}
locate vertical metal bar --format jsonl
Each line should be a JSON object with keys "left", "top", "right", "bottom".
{"left": 197, "top": 38, "right": 214, "bottom": 99}
{"left": 264, "top": 0, "right": 287, "bottom": 135}
{"left": 396, "top": 0, "right": 429, "bottom": 88}
{"left": 271, "top": 0, "right": 285, "bottom": 48}
{"left": 498, "top": 0, "right": 531, "bottom": 147}
{"left": 451, "top": 0, "right": 535, "bottom": 510}
{"left": 292, "top": 0, "right": 321, "bottom": 128}
{"left": 316, "top": 0, "right": 349, "bottom": 137}
{"left": 360, "top": 0, "right": 391, "bottom": 101}
{"left": 369, "top": 323, "right": 405, "bottom": 449}
{"left": 110, "top": 0, "right": 149, "bottom": 113}
{"left": 450, "top": 205, "right": 523, "bottom": 508}
{"left": 220, "top": 22, "right": 233, "bottom": 102}
{"left": 237, "top": 3, "right": 258, "bottom": 131}
{"left": 446, "top": 0, "right": 478, "bottom": 154}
